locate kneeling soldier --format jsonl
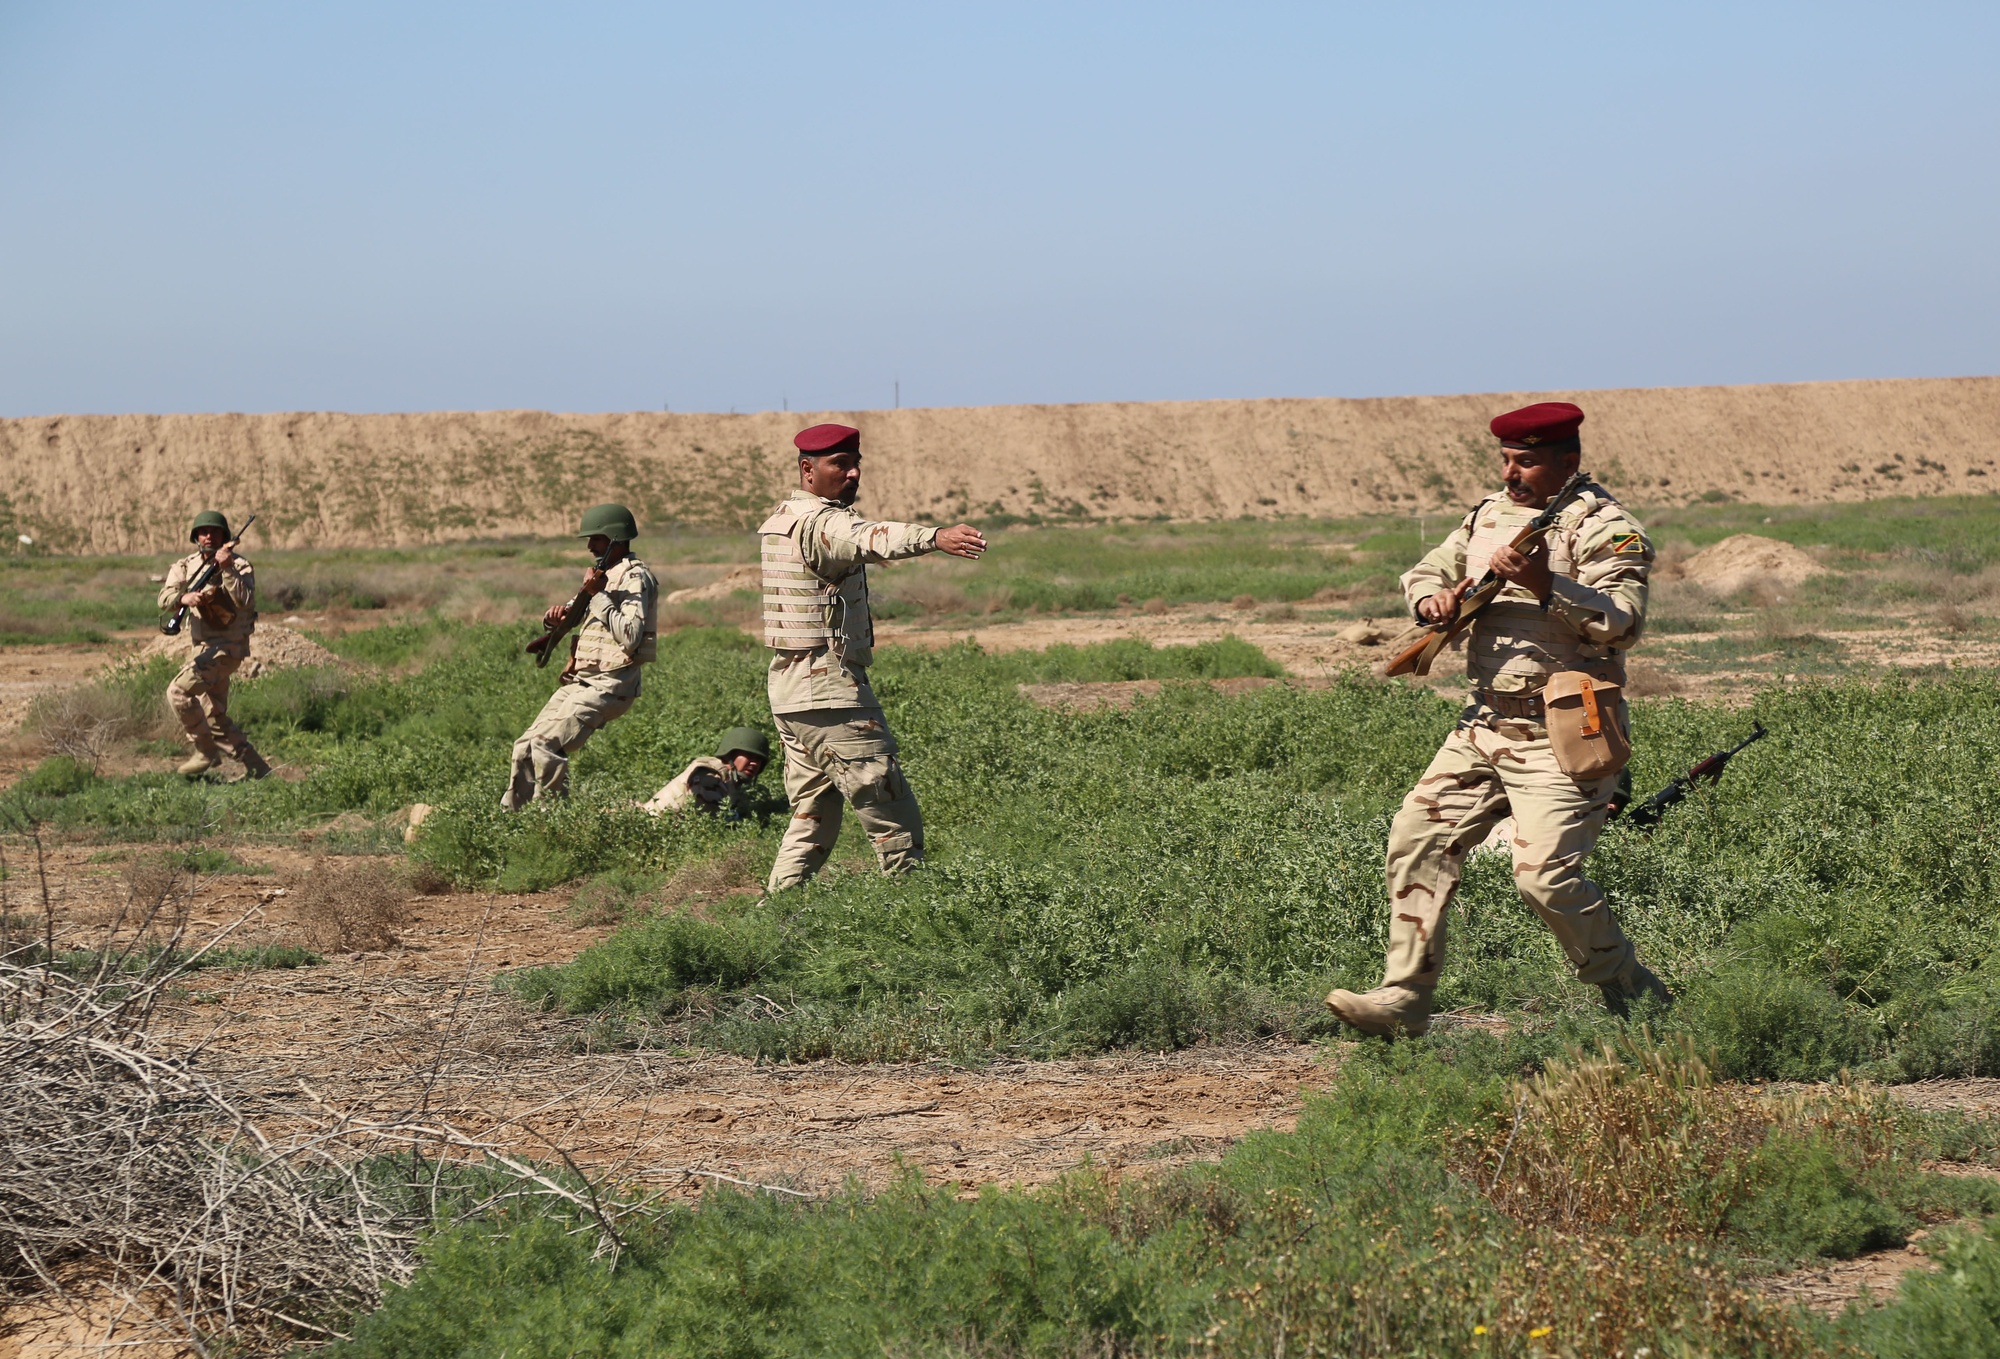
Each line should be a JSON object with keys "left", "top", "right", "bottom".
{"left": 644, "top": 727, "right": 771, "bottom": 820}
{"left": 1327, "top": 402, "right": 1670, "bottom": 1038}
{"left": 158, "top": 511, "right": 269, "bottom": 779}
{"left": 502, "top": 503, "right": 658, "bottom": 809}
{"left": 761, "top": 423, "right": 987, "bottom": 892}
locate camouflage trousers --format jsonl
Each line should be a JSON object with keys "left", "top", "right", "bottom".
{"left": 167, "top": 644, "right": 253, "bottom": 758}
{"left": 767, "top": 707, "right": 924, "bottom": 892}
{"left": 502, "top": 668, "right": 640, "bottom": 810}
{"left": 1379, "top": 706, "right": 1638, "bottom": 996}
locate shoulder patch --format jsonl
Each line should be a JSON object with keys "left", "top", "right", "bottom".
{"left": 1608, "top": 531, "right": 1648, "bottom": 556}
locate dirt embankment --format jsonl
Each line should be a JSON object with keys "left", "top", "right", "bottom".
{"left": 4, "top": 377, "right": 1998, "bottom": 555}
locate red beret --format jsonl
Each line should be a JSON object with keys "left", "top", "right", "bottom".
{"left": 793, "top": 423, "right": 861, "bottom": 454}
{"left": 1489, "top": 402, "right": 1584, "bottom": 446}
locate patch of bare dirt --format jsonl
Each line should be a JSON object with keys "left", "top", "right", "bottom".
{"left": 13, "top": 843, "right": 1327, "bottom": 1208}
{"left": 1758, "top": 1237, "right": 1942, "bottom": 1315}
{"left": 139, "top": 621, "right": 344, "bottom": 679}
{"left": 665, "top": 563, "right": 759, "bottom": 604}
{"left": 1673, "top": 534, "right": 1829, "bottom": 597}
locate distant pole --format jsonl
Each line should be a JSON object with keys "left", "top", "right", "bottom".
{"left": 783, "top": 397, "right": 788, "bottom": 412}
{"left": 894, "top": 379, "right": 900, "bottom": 410}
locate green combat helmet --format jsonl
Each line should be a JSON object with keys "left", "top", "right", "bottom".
{"left": 717, "top": 727, "right": 771, "bottom": 763}
{"left": 577, "top": 503, "right": 638, "bottom": 543}
{"left": 189, "top": 510, "right": 231, "bottom": 543}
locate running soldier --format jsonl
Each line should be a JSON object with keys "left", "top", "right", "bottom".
{"left": 644, "top": 727, "right": 771, "bottom": 820}
{"left": 158, "top": 511, "right": 270, "bottom": 779}
{"left": 502, "top": 503, "right": 658, "bottom": 809}
{"left": 760, "top": 423, "right": 987, "bottom": 892}
{"left": 1327, "top": 402, "right": 1670, "bottom": 1037}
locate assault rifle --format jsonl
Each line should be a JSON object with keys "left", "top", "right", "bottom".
{"left": 524, "top": 548, "right": 610, "bottom": 669}
{"left": 160, "top": 514, "right": 256, "bottom": 637}
{"left": 1384, "top": 472, "right": 1590, "bottom": 678}
{"left": 1617, "top": 724, "right": 1767, "bottom": 831}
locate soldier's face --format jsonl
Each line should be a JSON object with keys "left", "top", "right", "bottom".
{"left": 802, "top": 451, "right": 862, "bottom": 506}
{"left": 728, "top": 753, "right": 766, "bottom": 779}
{"left": 1501, "top": 447, "right": 1578, "bottom": 507}
{"left": 194, "top": 528, "right": 223, "bottom": 552}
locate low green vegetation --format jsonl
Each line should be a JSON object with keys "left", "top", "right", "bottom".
{"left": 335, "top": 1034, "right": 2000, "bottom": 1358}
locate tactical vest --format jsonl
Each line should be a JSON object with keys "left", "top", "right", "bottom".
{"left": 178, "top": 551, "right": 256, "bottom": 649}
{"left": 760, "top": 496, "right": 874, "bottom": 666}
{"left": 572, "top": 557, "right": 658, "bottom": 672}
{"left": 1461, "top": 490, "right": 1625, "bottom": 692}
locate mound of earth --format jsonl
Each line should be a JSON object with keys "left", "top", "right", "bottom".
{"left": 1675, "top": 534, "right": 1828, "bottom": 597}
{"left": 665, "top": 564, "right": 759, "bottom": 605}
{"left": 141, "top": 623, "right": 344, "bottom": 679}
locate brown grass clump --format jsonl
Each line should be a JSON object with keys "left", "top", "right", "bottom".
{"left": 1624, "top": 659, "right": 1687, "bottom": 698}
{"left": 660, "top": 844, "right": 762, "bottom": 910}
{"left": 1229, "top": 594, "right": 1256, "bottom": 610}
{"left": 290, "top": 857, "right": 411, "bottom": 952}
{"left": 1459, "top": 1036, "right": 1898, "bottom": 1242}
{"left": 892, "top": 580, "right": 971, "bottom": 617}
{"left": 1141, "top": 597, "right": 1169, "bottom": 615}
{"left": 24, "top": 677, "right": 162, "bottom": 772}
{"left": 1939, "top": 603, "right": 1972, "bottom": 634}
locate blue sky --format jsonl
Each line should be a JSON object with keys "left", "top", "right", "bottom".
{"left": 2, "top": 2, "right": 1995, "bottom": 415}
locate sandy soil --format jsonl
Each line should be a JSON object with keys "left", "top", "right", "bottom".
{"left": 7, "top": 377, "right": 1999, "bottom": 553}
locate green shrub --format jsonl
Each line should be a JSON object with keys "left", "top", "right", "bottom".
{"left": 16, "top": 755, "right": 95, "bottom": 797}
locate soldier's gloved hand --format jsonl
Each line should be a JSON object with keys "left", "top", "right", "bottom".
{"left": 1489, "top": 543, "right": 1554, "bottom": 602}
{"left": 936, "top": 525, "right": 988, "bottom": 560}
{"left": 581, "top": 567, "right": 608, "bottom": 595}
{"left": 542, "top": 603, "right": 568, "bottom": 628}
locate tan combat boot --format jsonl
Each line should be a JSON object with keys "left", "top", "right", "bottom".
{"left": 178, "top": 747, "right": 222, "bottom": 779}
{"left": 1600, "top": 962, "right": 1672, "bottom": 1019}
{"left": 1325, "top": 985, "right": 1432, "bottom": 1038}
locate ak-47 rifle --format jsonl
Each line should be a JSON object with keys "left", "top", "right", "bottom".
{"left": 525, "top": 547, "right": 610, "bottom": 669}
{"left": 1384, "top": 472, "right": 1591, "bottom": 678}
{"left": 161, "top": 514, "right": 256, "bottom": 637}
{"left": 1616, "top": 724, "right": 1767, "bottom": 831}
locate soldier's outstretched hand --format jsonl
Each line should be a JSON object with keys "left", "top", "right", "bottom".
{"left": 936, "top": 524, "right": 987, "bottom": 560}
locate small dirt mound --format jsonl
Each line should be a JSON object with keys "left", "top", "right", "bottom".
{"left": 1676, "top": 535, "right": 1827, "bottom": 597}
{"left": 141, "top": 623, "right": 344, "bottom": 679}
{"left": 665, "top": 565, "right": 759, "bottom": 605}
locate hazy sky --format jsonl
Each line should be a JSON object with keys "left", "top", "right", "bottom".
{"left": 2, "top": 2, "right": 1996, "bottom": 415}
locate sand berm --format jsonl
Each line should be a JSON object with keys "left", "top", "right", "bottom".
{"left": 5, "top": 377, "right": 1997, "bottom": 554}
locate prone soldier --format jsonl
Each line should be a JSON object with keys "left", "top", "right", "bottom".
{"left": 157, "top": 511, "right": 270, "bottom": 779}
{"left": 644, "top": 727, "right": 771, "bottom": 820}
{"left": 1327, "top": 402, "right": 1669, "bottom": 1037}
{"left": 760, "top": 423, "right": 987, "bottom": 892}
{"left": 502, "top": 504, "right": 658, "bottom": 809}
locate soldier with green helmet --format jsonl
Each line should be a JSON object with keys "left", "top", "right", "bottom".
{"left": 643, "top": 727, "right": 771, "bottom": 820}
{"left": 501, "top": 503, "right": 658, "bottom": 809}
{"left": 157, "top": 511, "right": 270, "bottom": 779}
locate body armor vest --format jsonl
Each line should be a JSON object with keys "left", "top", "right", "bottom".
{"left": 1461, "top": 492, "right": 1624, "bottom": 693}
{"left": 571, "top": 557, "right": 658, "bottom": 672}
{"left": 760, "top": 497, "right": 874, "bottom": 665}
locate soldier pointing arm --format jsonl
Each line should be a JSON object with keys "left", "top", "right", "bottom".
{"left": 760, "top": 423, "right": 986, "bottom": 893}
{"left": 1328, "top": 403, "right": 1668, "bottom": 1038}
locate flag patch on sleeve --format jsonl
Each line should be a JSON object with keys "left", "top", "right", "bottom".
{"left": 1609, "top": 532, "right": 1648, "bottom": 556}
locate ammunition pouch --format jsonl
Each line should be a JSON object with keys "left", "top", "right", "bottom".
{"left": 1543, "top": 671, "right": 1630, "bottom": 782}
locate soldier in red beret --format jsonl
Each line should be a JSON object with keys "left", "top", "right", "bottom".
{"left": 1327, "top": 401, "right": 1670, "bottom": 1037}
{"left": 758, "top": 423, "right": 988, "bottom": 892}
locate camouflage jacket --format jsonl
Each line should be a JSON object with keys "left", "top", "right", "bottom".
{"left": 642, "top": 755, "right": 752, "bottom": 820}
{"left": 158, "top": 550, "right": 256, "bottom": 654}
{"left": 760, "top": 491, "right": 939, "bottom": 714}
{"left": 1402, "top": 480, "right": 1653, "bottom": 693}
{"left": 571, "top": 556, "right": 659, "bottom": 676}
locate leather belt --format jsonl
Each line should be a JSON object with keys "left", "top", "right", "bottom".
{"left": 1474, "top": 688, "right": 1545, "bottom": 719}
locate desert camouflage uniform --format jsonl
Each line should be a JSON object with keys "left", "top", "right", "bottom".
{"left": 1350, "top": 481, "right": 1660, "bottom": 1030}
{"left": 644, "top": 756, "right": 752, "bottom": 820}
{"left": 157, "top": 550, "right": 260, "bottom": 767}
{"left": 502, "top": 556, "right": 658, "bottom": 809}
{"left": 760, "top": 490, "right": 939, "bottom": 892}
